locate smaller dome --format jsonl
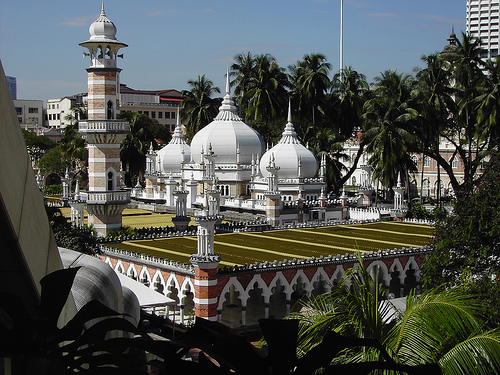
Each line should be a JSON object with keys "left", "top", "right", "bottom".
{"left": 89, "top": 4, "right": 118, "bottom": 42}
{"left": 157, "top": 123, "right": 191, "bottom": 173}
{"left": 260, "top": 102, "right": 318, "bottom": 179}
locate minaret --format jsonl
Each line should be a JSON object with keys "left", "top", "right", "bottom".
{"left": 78, "top": 4, "right": 130, "bottom": 237}
{"left": 265, "top": 153, "right": 281, "bottom": 226}
{"left": 191, "top": 205, "right": 223, "bottom": 321}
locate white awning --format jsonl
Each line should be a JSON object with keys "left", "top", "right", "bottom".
{"left": 116, "top": 271, "right": 176, "bottom": 308}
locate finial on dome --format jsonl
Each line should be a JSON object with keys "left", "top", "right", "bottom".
{"left": 287, "top": 99, "right": 292, "bottom": 123}
{"left": 101, "top": 2, "right": 106, "bottom": 16}
{"left": 226, "top": 66, "right": 231, "bottom": 96}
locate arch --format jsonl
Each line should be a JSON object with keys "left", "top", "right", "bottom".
{"left": 290, "top": 269, "right": 313, "bottom": 296}
{"left": 389, "top": 258, "right": 405, "bottom": 285}
{"left": 115, "top": 260, "right": 125, "bottom": 274}
{"left": 107, "top": 100, "right": 114, "bottom": 120}
{"left": 268, "top": 272, "right": 293, "bottom": 300}
{"left": 106, "top": 167, "right": 117, "bottom": 191}
{"left": 218, "top": 277, "right": 246, "bottom": 310}
{"left": 245, "top": 274, "right": 270, "bottom": 303}
{"left": 152, "top": 269, "right": 166, "bottom": 294}
{"left": 139, "top": 266, "right": 151, "bottom": 287}
{"left": 365, "top": 260, "right": 390, "bottom": 288}
{"left": 310, "top": 267, "right": 331, "bottom": 296}
{"left": 422, "top": 179, "right": 431, "bottom": 197}
{"left": 330, "top": 265, "right": 345, "bottom": 286}
{"left": 179, "top": 277, "right": 195, "bottom": 303}
{"left": 126, "top": 263, "right": 138, "bottom": 280}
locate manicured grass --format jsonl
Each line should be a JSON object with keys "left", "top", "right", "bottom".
{"left": 104, "top": 222, "right": 434, "bottom": 268}
{"left": 57, "top": 208, "right": 197, "bottom": 228}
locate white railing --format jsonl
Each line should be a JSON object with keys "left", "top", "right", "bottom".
{"left": 79, "top": 120, "right": 130, "bottom": 132}
{"left": 81, "top": 190, "right": 131, "bottom": 204}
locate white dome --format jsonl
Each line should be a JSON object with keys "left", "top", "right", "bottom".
{"left": 190, "top": 72, "right": 265, "bottom": 164}
{"left": 89, "top": 4, "right": 118, "bottom": 42}
{"left": 260, "top": 104, "right": 317, "bottom": 179}
{"left": 158, "top": 124, "right": 191, "bottom": 173}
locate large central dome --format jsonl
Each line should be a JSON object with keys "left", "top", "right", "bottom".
{"left": 190, "top": 71, "right": 265, "bottom": 164}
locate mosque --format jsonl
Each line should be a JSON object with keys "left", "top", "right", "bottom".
{"left": 135, "top": 71, "right": 336, "bottom": 227}
{"left": 62, "top": 5, "right": 427, "bottom": 328}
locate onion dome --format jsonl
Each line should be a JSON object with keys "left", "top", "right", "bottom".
{"left": 260, "top": 101, "right": 318, "bottom": 178}
{"left": 441, "top": 27, "right": 459, "bottom": 56}
{"left": 190, "top": 68, "right": 265, "bottom": 164}
{"left": 157, "top": 116, "right": 191, "bottom": 173}
{"left": 80, "top": 3, "right": 127, "bottom": 47}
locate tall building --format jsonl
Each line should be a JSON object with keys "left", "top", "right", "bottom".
{"left": 76, "top": 4, "right": 131, "bottom": 237}
{"left": 466, "top": 0, "right": 500, "bottom": 59}
{"left": 6, "top": 76, "right": 16, "bottom": 99}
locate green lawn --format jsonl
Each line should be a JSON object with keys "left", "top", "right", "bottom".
{"left": 103, "top": 222, "right": 434, "bottom": 268}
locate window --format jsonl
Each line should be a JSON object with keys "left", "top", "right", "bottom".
{"left": 158, "top": 111, "right": 163, "bottom": 119}
{"left": 165, "top": 112, "right": 170, "bottom": 119}
{"left": 57, "top": 114, "right": 60, "bottom": 120}
{"left": 451, "top": 157, "right": 458, "bottom": 169}
{"left": 15, "top": 107, "right": 22, "bottom": 115}
{"left": 143, "top": 111, "right": 149, "bottom": 117}
{"left": 171, "top": 112, "right": 176, "bottom": 120}
{"left": 151, "top": 111, "right": 156, "bottom": 119}
{"left": 28, "top": 107, "right": 38, "bottom": 114}
{"left": 49, "top": 114, "right": 52, "bottom": 120}
{"left": 107, "top": 100, "right": 114, "bottom": 119}
{"left": 107, "top": 171, "right": 114, "bottom": 190}
{"left": 423, "top": 156, "right": 430, "bottom": 167}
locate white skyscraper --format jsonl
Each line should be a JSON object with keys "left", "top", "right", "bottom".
{"left": 466, "top": 0, "right": 500, "bottom": 59}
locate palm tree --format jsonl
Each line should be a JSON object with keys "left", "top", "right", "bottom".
{"left": 476, "top": 57, "right": 500, "bottom": 150}
{"left": 295, "top": 53, "right": 331, "bottom": 127}
{"left": 289, "top": 257, "right": 500, "bottom": 373}
{"left": 448, "top": 32, "right": 487, "bottom": 190}
{"left": 331, "top": 66, "right": 369, "bottom": 137}
{"left": 180, "top": 75, "right": 221, "bottom": 141}
{"left": 329, "top": 66, "right": 370, "bottom": 192}
{"left": 230, "top": 52, "right": 255, "bottom": 117}
{"left": 243, "top": 54, "right": 288, "bottom": 140}
{"left": 414, "top": 53, "right": 456, "bottom": 203}
{"left": 362, "top": 70, "right": 418, "bottom": 193}
{"left": 119, "top": 112, "right": 156, "bottom": 185}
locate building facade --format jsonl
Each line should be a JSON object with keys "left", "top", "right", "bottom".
{"left": 46, "top": 94, "right": 87, "bottom": 129}
{"left": 467, "top": 0, "right": 500, "bottom": 59}
{"left": 120, "top": 85, "right": 183, "bottom": 132}
{"left": 13, "top": 99, "right": 44, "bottom": 131}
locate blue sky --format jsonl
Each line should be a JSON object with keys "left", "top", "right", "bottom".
{"left": 0, "top": 0, "right": 465, "bottom": 103}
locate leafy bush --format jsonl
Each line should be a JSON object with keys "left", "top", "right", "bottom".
{"left": 44, "top": 184, "right": 62, "bottom": 195}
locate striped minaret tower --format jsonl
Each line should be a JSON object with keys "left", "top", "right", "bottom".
{"left": 78, "top": 4, "right": 130, "bottom": 237}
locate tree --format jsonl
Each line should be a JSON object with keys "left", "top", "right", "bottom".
{"left": 289, "top": 255, "right": 500, "bottom": 373}
{"left": 119, "top": 112, "right": 158, "bottom": 186}
{"left": 413, "top": 53, "right": 456, "bottom": 204}
{"left": 329, "top": 66, "right": 370, "bottom": 192}
{"left": 37, "top": 145, "right": 71, "bottom": 177}
{"left": 442, "top": 32, "right": 488, "bottom": 193}
{"left": 294, "top": 53, "right": 331, "bottom": 127}
{"left": 22, "top": 129, "right": 56, "bottom": 165}
{"left": 243, "top": 54, "right": 288, "bottom": 140}
{"left": 230, "top": 52, "right": 256, "bottom": 118}
{"left": 362, "top": 70, "right": 418, "bottom": 191}
{"left": 422, "top": 154, "right": 500, "bottom": 326}
{"left": 180, "top": 75, "right": 221, "bottom": 141}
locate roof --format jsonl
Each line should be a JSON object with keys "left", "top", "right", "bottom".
{"left": 120, "top": 84, "right": 184, "bottom": 99}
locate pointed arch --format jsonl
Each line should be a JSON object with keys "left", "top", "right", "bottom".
{"left": 218, "top": 277, "right": 246, "bottom": 310}
{"left": 269, "top": 271, "right": 293, "bottom": 299}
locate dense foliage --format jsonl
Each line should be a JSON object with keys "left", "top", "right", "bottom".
{"left": 422, "top": 154, "right": 500, "bottom": 325}
{"left": 181, "top": 31, "right": 497, "bottom": 197}
{"left": 288, "top": 255, "right": 500, "bottom": 373}
{"left": 45, "top": 206, "right": 99, "bottom": 255}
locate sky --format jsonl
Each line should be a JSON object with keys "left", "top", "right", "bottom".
{"left": 0, "top": 0, "right": 466, "bottom": 104}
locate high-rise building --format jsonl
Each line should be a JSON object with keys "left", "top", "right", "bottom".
{"left": 466, "top": 0, "right": 500, "bottom": 59}
{"left": 6, "top": 76, "right": 16, "bottom": 100}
